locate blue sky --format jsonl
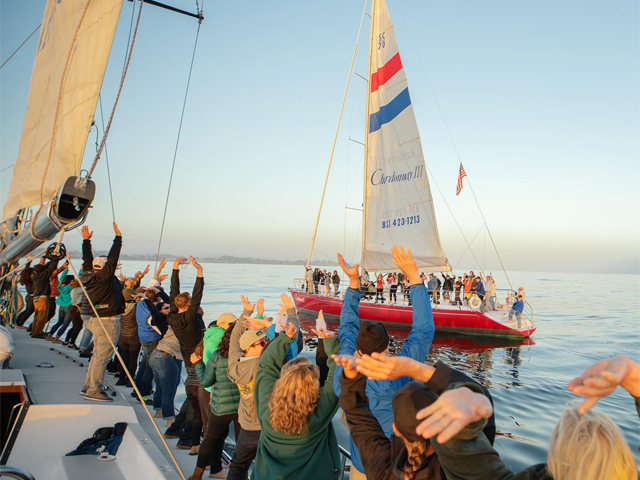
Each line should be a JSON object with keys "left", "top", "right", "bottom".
{"left": 1, "top": 0, "right": 638, "bottom": 274}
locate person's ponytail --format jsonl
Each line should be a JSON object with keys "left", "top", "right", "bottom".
{"left": 403, "top": 440, "right": 428, "bottom": 480}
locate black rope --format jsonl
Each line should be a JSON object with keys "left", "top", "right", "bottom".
{"left": 0, "top": 24, "right": 41, "bottom": 70}
{"left": 154, "top": 20, "right": 203, "bottom": 269}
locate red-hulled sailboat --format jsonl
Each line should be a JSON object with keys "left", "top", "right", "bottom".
{"left": 291, "top": 0, "right": 535, "bottom": 339}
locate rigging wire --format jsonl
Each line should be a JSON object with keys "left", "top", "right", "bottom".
{"left": 153, "top": 11, "right": 204, "bottom": 269}
{"left": 393, "top": 0, "right": 511, "bottom": 284}
{"left": 97, "top": 96, "right": 117, "bottom": 223}
{"left": 87, "top": 0, "right": 145, "bottom": 177}
{"left": 0, "top": 24, "right": 41, "bottom": 71}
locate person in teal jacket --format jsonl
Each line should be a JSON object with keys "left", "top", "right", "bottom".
{"left": 47, "top": 268, "right": 75, "bottom": 343}
{"left": 252, "top": 321, "right": 341, "bottom": 480}
{"left": 189, "top": 322, "right": 241, "bottom": 480}
{"left": 333, "top": 245, "right": 435, "bottom": 478}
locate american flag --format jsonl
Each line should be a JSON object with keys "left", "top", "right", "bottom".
{"left": 456, "top": 163, "right": 467, "bottom": 196}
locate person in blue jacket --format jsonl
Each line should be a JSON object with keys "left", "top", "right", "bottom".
{"left": 333, "top": 245, "right": 435, "bottom": 480}
{"left": 510, "top": 294, "right": 525, "bottom": 328}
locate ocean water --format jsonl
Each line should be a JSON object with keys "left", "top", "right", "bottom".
{"left": 119, "top": 261, "right": 640, "bottom": 472}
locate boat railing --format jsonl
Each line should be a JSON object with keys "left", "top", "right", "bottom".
{"left": 292, "top": 279, "right": 535, "bottom": 329}
{"left": 220, "top": 443, "right": 352, "bottom": 479}
{"left": 0, "top": 466, "right": 36, "bottom": 480}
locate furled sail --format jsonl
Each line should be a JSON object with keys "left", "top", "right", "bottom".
{"left": 362, "top": 0, "right": 449, "bottom": 272}
{"left": 2, "top": 0, "right": 123, "bottom": 221}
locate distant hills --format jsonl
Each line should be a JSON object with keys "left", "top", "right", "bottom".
{"left": 66, "top": 251, "right": 337, "bottom": 267}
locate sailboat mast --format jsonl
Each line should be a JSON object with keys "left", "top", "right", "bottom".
{"left": 361, "top": 0, "right": 376, "bottom": 270}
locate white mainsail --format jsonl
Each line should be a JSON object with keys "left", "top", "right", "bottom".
{"left": 2, "top": 0, "right": 123, "bottom": 221}
{"left": 362, "top": 0, "right": 449, "bottom": 271}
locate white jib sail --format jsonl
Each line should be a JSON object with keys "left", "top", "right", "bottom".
{"left": 2, "top": 0, "right": 123, "bottom": 222}
{"left": 362, "top": 0, "right": 449, "bottom": 272}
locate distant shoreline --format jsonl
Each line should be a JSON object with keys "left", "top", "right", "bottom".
{"left": 66, "top": 251, "right": 337, "bottom": 267}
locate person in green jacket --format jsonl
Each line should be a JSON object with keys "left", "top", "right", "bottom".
{"left": 251, "top": 318, "right": 342, "bottom": 480}
{"left": 189, "top": 322, "right": 241, "bottom": 480}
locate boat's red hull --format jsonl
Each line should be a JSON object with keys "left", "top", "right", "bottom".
{"left": 291, "top": 290, "right": 536, "bottom": 339}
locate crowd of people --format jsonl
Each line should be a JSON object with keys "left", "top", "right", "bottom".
{"left": 12, "top": 226, "right": 639, "bottom": 480}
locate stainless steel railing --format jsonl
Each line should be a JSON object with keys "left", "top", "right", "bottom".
{"left": 0, "top": 466, "right": 36, "bottom": 480}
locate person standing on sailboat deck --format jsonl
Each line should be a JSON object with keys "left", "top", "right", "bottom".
{"left": 441, "top": 274, "right": 453, "bottom": 301}
{"left": 427, "top": 274, "right": 438, "bottom": 304}
{"left": 332, "top": 270, "right": 341, "bottom": 297}
{"left": 29, "top": 256, "right": 60, "bottom": 338}
{"left": 79, "top": 223, "right": 125, "bottom": 402}
{"left": 485, "top": 274, "right": 496, "bottom": 311}
{"left": 168, "top": 256, "right": 206, "bottom": 454}
{"left": 304, "top": 267, "right": 312, "bottom": 293}
{"left": 475, "top": 277, "right": 486, "bottom": 313}
{"left": 454, "top": 277, "right": 463, "bottom": 306}
{"left": 15, "top": 263, "right": 34, "bottom": 328}
{"left": 333, "top": 246, "right": 435, "bottom": 480}
{"left": 226, "top": 295, "right": 268, "bottom": 480}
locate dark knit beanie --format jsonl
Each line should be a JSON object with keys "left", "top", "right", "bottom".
{"left": 392, "top": 381, "right": 438, "bottom": 442}
{"left": 356, "top": 320, "right": 390, "bottom": 355}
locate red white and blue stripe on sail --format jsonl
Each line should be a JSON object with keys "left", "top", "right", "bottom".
{"left": 369, "top": 52, "right": 411, "bottom": 133}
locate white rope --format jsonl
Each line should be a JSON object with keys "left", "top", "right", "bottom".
{"left": 65, "top": 255, "right": 187, "bottom": 480}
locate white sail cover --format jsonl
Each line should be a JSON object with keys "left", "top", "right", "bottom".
{"left": 2, "top": 0, "right": 123, "bottom": 221}
{"left": 362, "top": 0, "right": 449, "bottom": 271}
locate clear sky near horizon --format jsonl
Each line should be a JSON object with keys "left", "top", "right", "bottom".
{"left": 1, "top": 0, "right": 638, "bottom": 274}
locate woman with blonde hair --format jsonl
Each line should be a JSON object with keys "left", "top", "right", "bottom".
{"left": 414, "top": 355, "right": 639, "bottom": 480}
{"left": 251, "top": 319, "right": 342, "bottom": 480}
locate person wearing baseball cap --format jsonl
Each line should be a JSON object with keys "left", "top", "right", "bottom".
{"left": 334, "top": 353, "right": 494, "bottom": 480}
{"left": 78, "top": 222, "right": 125, "bottom": 403}
{"left": 332, "top": 245, "right": 436, "bottom": 479}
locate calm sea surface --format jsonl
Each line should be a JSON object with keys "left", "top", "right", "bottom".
{"left": 118, "top": 261, "right": 640, "bottom": 472}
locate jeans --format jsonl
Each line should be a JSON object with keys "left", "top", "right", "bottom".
{"left": 117, "top": 335, "right": 141, "bottom": 384}
{"left": 227, "top": 428, "right": 261, "bottom": 480}
{"left": 149, "top": 349, "right": 181, "bottom": 419}
{"left": 136, "top": 340, "right": 159, "bottom": 396}
{"left": 16, "top": 295, "right": 34, "bottom": 326}
{"left": 197, "top": 411, "right": 240, "bottom": 470}
{"left": 31, "top": 296, "right": 49, "bottom": 336}
{"left": 64, "top": 307, "right": 83, "bottom": 344}
{"left": 83, "top": 316, "right": 121, "bottom": 395}
{"left": 48, "top": 305, "right": 72, "bottom": 337}
{"left": 78, "top": 315, "right": 94, "bottom": 350}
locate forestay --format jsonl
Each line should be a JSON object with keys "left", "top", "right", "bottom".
{"left": 362, "top": 0, "right": 449, "bottom": 272}
{"left": 2, "top": 0, "right": 122, "bottom": 221}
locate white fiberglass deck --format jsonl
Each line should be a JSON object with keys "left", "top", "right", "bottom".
{"left": 1, "top": 329, "right": 198, "bottom": 480}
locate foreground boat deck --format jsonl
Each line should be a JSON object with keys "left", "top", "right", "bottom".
{"left": 3, "top": 328, "right": 200, "bottom": 479}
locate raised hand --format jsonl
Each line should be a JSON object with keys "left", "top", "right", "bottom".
{"left": 142, "top": 264, "right": 150, "bottom": 276}
{"left": 415, "top": 387, "right": 493, "bottom": 443}
{"left": 277, "top": 320, "right": 297, "bottom": 339}
{"left": 118, "top": 273, "right": 126, "bottom": 282}
{"left": 173, "top": 257, "right": 189, "bottom": 269}
{"left": 337, "top": 252, "right": 360, "bottom": 289}
{"left": 356, "top": 353, "right": 434, "bottom": 382}
{"left": 331, "top": 354, "right": 359, "bottom": 379}
{"left": 81, "top": 226, "right": 93, "bottom": 240}
{"left": 242, "top": 315, "right": 272, "bottom": 330}
{"left": 113, "top": 222, "right": 122, "bottom": 236}
{"left": 280, "top": 293, "right": 294, "bottom": 310}
{"left": 311, "top": 327, "right": 336, "bottom": 339}
{"left": 158, "top": 274, "right": 169, "bottom": 284}
{"left": 392, "top": 245, "right": 420, "bottom": 285}
{"left": 256, "top": 299, "right": 265, "bottom": 317}
{"left": 240, "top": 295, "right": 255, "bottom": 313}
{"left": 316, "top": 310, "right": 327, "bottom": 331}
{"left": 157, "top": 258, "right": 166, "bottom": 272}
{"left": 568, "top": 356, "right": 640, "bottom": 414}
{"left": 190, "top": 352, "right": 202, "bottom": 365}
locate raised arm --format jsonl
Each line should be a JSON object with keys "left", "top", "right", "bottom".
{"left": 188, "top": 256, "right": 204, "bottom": 312}
{"left": 255, "top": 331, "right": 294, "bottom": 417}
{"left": 333, "top": 252, "right": 362, "bottom": 397}
{"left": 338, "top": 370, "right": 394, "bottom": 480}
{"left": 81, "top": 226, "right": 93, "bottom": 271}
